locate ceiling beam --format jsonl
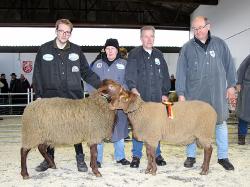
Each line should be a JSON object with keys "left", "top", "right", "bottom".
{"left": 107, "top": 0, "right": 218, "bottom": 5}
{"left": 0, "top": 46, "right": 181, "bottom": 53}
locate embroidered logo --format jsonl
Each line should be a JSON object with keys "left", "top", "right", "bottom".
{"left": 43, "top": 54, "right": 54, "bottom": 61}
{"left": 116, "top": 63, "right": 125, "bottom": 70}
{"left": 72, "top": 66, "right": 79, "bottom": 72}
{"left": 155, "top": 58, "right": 160, "bottom": 65}
{"left": 68, "top": 53, "right": 79, "bottom": 61}
{"left": 209, "top": 50, "right": 215, "bottom": 58}
{"left": 96, "top": 63, "right": 102, "bottom": 68}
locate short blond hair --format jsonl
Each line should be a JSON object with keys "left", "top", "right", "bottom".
{"left": 140, "top": 25, "right": 155, "bottom": 36}
{"left": 55, "top": 19, "right": 73, "bottom": 32}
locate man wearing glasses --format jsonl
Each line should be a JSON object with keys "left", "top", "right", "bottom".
{"left": 32, "top": 19, "right": 101, "bottom": 173}
{"left": 176, "top": 16, "right": 237, "bottom": 171}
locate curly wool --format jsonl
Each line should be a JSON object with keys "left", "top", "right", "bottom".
{"left": 21, "top": 92, "right": 116, "bottom": 149}
{"left": 125, "top": 96, "right": 217, "bottom": 148}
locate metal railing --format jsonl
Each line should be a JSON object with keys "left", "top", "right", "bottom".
{"left": 0, "top": 90, "right": 90, "bottom": 117}
{"left": 0, "top": 89, "right": 34, "bottom": 117}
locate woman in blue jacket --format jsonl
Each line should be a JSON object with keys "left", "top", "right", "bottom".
{"left": 87, "top": 38, "right": 130, "bottom": 167}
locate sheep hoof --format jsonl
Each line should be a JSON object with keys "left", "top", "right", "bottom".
{"left": 95, "top": 173, "right": 102, "bottom": 177}
{"left": 145, "top": 170, "right": 150, "bottom": 174}
{"left": 200, "top": 170, "right": 208, "bottom": 175}
{"left": 151, "top": 172, "right": 156, "bottom": 176}
{"left": 22, "top": 175, "right": 30, "bottom": 180}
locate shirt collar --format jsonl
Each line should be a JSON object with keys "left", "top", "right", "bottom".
{"left": 194, "top": 31, "right": 211, "bottom": 50}
{"left": 53, "top": 38, "right": 71, "bottom": 50}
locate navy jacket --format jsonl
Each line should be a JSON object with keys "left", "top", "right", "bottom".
{"left": 125, "top": 46, "right": 171, "bottom": 102}
{"left": 33, "top": 40, "right": 100, "bottom": 99}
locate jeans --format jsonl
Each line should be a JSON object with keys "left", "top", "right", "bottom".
{"left": 132, "top": 138, "right": 161, "bottom": 159}
{"left": 186, "top": 121, "right": 228, "bottom": 159}
{"left": 97, "top": 139, "right": 125, "bottom": 163}
{"left": 238, "top": 118, "right": 249, "bottom": 136}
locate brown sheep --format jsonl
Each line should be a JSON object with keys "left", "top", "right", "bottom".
{"left": 20, "top": 90, "right": 116, "bottom": 179}
{"left": 101, "top": 80, "right": 217, "bottom": 175}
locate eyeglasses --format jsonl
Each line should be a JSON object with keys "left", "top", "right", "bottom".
{"left": 57, "top": 29, "right": 71, "bottom": 36}
{"left": 191, "top": 24, "right": 208, "bottom": 32}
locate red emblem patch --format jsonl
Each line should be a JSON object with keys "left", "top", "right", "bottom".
{"left": 22, "top": 61, "right": 33, "bottom": 73}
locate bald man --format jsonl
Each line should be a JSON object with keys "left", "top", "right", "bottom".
{"left": 176, "top": 16, "right": 237, "bottom": 170}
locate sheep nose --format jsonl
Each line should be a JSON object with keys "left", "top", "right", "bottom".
{"left": 101, "top": 93, "right": 112, "bottom": 103}
{"left": 106, "top": 96, "right": 112, "bottom": 103}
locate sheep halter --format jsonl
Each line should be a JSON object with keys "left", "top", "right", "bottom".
{"left": 162, "top": 101, "right": 174, "bottom": 119}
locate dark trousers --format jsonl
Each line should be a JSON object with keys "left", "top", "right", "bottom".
{"left": 238, "top": 118, "right": 249, "bottom": 136}
{"left": 47, "top": 143, "right": 84, "bottom": 156}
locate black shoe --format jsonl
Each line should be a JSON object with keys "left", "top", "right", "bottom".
{"left": 124, "top": 136, "right": 131, "bottom": 141}
{"left": 117, "top": 158, "right": 130, "bottom": 165}
{"left": 96, "top": 161, "right": 101, "bottom": 168}
{"left": 184, "top": 157, "right": 196, "bottom": 168}
{"left": 238, "top": 135, "right": 246, "bottom": 145}
{"left": 155, "top": 155, "right": 166, "bottom": 166}
{"left": 218, "top": 159, "right": 234, "bottom": 170}
{"left": 76, "top": 154, "right": 88, "bottom": 172}
{"left": 130, "top": 157, "right": 140, "bottom": 168}
{"left": 35, "top": 159, "right": 49, "bottom": 172}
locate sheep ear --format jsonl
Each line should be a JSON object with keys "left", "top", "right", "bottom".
{"left": 98, "top": 85, "right": 108, "bottom": 94}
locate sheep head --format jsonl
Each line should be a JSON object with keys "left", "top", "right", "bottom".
{"left": 98, "top": 79, "right": 125, "bottom": 102}
{"left": 108, "top": 89, "right": 140, "bottom": 113}
{"left": 97, "top": 79, "right": 141, "bottom": 112}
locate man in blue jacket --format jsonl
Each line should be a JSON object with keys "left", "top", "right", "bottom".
{"left": 125, "top": 26, "right": 171, "bottom": 168}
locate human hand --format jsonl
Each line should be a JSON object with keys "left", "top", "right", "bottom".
{"left": 227, "top": 87, "right": 237, "bottom": 109}
{"left": 178, "top": 95, "right": 186, "bottom": 101}
{"left": 162, "top": 95, "right": 168, "bottom": 103}
{"left": 236, "top": 84, "right": 241, "bottom": 92}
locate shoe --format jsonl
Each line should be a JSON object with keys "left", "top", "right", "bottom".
{"left": 238, "top": 135, "right": 246, "bottom": 145}
{"left": 117, "top": 158, "right": 130, "bottom": 165}
{"left": 124, "top": 136, "right": 131, "bottom": 141}
{"left": 35, "top": 159, "right": 49, "bottom": 172}
{"left": 76, "top": 154, "right": 88, "bottom": 172}
{"left": 184, "top": 157, "right": 196, "bottom": 168}
{"left": 130, "top": 157, "right": 140, "bottom": 168}
{"left": 218, "top": 159, "right": 234, "bottom": 170}
{"left": 0, "top": 117, "right": 3, "bottom": 120}
{"left": 155, "top": 155, "right": 166, "bottom": 166}
{"left": 97, "top": 161, "right": 102, "bottom": 168}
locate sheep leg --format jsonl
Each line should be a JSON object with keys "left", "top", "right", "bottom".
{"left": 200, "top": 145, "right": 213, "bottom": 175}
{"left": 20, "top": 147, "right": 31, "bottom": 179}
{"left": 38, "top": 144, "right": 56, "bottom": 169}
{"left": 145, "top": 143, "right": 157, "bottom": 175}
{"left": 145, "top": 143, "right": 153, "bottom": 174}
{"left": 90, "top": 144, "right": 102, "bottom": 177}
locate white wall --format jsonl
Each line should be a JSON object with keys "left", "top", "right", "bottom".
{"left": 191, "top": 0, "right": 250, "bottom": 69}
{"left": 164, "top": 53, "right": 179, "bottom": 76}
{"left": 0, "top": 52, "right": 179, "bottom": 85}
